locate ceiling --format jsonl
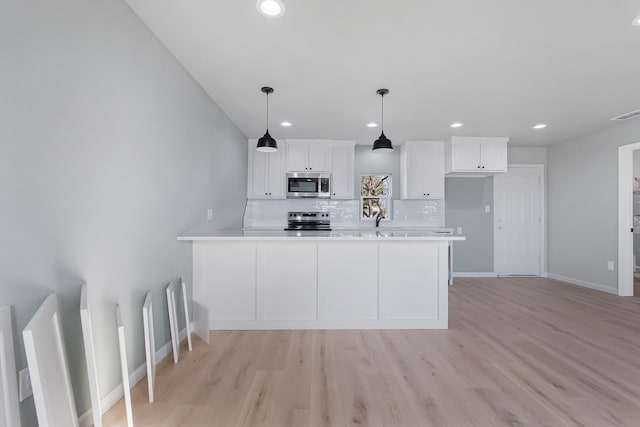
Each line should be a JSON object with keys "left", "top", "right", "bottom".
{"left": 125, "top": 0, "right": 640, "bottom": 146}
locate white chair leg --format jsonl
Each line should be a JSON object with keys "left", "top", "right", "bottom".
{"left": 166, "top": 283, "right": 180, "bottom": 364}
{"left": 116, "top": 305, "right": 134, "bottom": 427}
{"left": 1, "top": 305, "right": 20, "bottom": 427}
{"left": 142, "top": 292, "right": 156, "bottom": 403}
{"left": 181, "top": 280, "right": 193, "bottom": 352}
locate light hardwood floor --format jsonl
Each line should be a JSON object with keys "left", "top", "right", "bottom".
{"left": 103, "top": 277, "right": 640, "bottom": 426}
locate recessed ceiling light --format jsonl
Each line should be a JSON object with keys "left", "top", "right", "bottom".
{"left": 533, "top": 123, "right": 547, "bottom": 130}
{"left": 280, "top": 121, "right": 292, "bottom": 127}
{"left": 366, "top": 122, "right": 378, "bottom": 128}
{"left": 256, "top": 0, "right": 285, "bottom": 17}
{"left": 633, "top": 15, "right": 640, "bottom": 26}
{"left": 450, "top": 122, "right": 463, "bottom": 128}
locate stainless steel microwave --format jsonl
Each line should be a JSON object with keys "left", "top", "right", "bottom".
{"left": 286, "top": 172, "right": 331, "bottom": 198}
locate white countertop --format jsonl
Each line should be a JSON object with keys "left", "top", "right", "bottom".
{"left": 178, "top": 228, "right": 465, "bottom": 241}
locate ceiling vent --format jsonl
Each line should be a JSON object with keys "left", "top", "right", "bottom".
{"left": 611, "top": 110, "right": 640, "bottom": 121}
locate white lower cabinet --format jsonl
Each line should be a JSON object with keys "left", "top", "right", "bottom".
{"left": 318, "top": 243, "right": 378, "bottom": 320}
{"left": 258, "top": 244, "right": 317, "bottom": 320}
{"left": 198, "top": 243, "right": 257, "bottom": 320}
{"left": 379, "top": 243, "right": 439, "bottom": 320}
{"left": 192, "top": 240, "right": 449, "bottom": 329}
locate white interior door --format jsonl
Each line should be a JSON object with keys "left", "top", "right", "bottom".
{"left": 494, "top": 165, "right": 544, "bottom": 276}
{"left": 22, "top": 294, "right": 79, "bottom": 427}
{"left": 1, "top": 305, "right": 20, "bottom": 427}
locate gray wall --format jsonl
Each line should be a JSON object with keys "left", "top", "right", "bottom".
{"left": 445, "top": 146, "right": 547, "bottom": 272}
{"left": 354, "top": 144, "right": 401, "bottom": 199}
{"left": 547, "top": 120, "right": 640, "bottom": 292}
{"left": 446, "top": 178, "right": 494, "bottom": 272}
{"left": 0, "top": 0, "right": 247, "bottom": 423}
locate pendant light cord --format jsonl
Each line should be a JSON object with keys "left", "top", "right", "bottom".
{"left": 381, "top": 93, "right": 384, "bottom": 133}
{"left": 266, "top": 92, "right": 269, "bottom": 131}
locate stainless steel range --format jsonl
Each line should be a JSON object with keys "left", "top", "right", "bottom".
{"left": 285, "top": 211, "right": 331, "bottom": 231}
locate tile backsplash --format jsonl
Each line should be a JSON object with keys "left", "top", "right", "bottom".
{"left": 392, "top": 199, "right": 445, "bottom": 227}
{"left": 243, "top": 199, "right": 444, "bottom": 228}
{"left": 244, "top": 199, "right": 360, "bottom": 228}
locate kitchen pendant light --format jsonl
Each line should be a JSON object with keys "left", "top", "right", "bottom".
{"left": 372, "top": 88, "right": 393, "bottom": 153}
{"left": 256, "top": 86, "right": 278, "bottom": 152}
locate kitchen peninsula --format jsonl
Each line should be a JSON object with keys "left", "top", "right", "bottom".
{"left": 178, "top": 229, "right": 464, "bottom": 330}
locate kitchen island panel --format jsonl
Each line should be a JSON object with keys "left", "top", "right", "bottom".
{"left": 318, "top": 243, "right": 378, "bottom": 320}
{"left": 187, "top": 235, "right": 456, "bottom": 329}
{"left": 258, "top": 243, "right": 318, "bottom": 321}
{"left": 198, "top": 242, "right": 257, "bottom": 321}
{"left": 379, "top": 243, "right": 441, "bottom": 320}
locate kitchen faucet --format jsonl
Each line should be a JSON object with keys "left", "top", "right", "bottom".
{"left": 375, "top": 212, "right": 384, "bottom": 227}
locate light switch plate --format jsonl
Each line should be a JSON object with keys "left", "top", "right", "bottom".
{"left": 207, "top": 208, "right": 213, "bottom": 221}
{"left": 607, "top": 261, "right": 615, "bottom": 271}
{"left": 485, "top": 205, "right": 491, "bottom": 213}
{"left": 19, "top": 367, "right": 32, "bottom": 401}
{"left": 456, "top": 227, "right": 462, "bottom": 235}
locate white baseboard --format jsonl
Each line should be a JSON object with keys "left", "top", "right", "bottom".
{"left": 546, "top": 273, "right": 618, "bottom": 295}
{"left": 78, "top": 326, "right": 189, "bottom": 427}
{"left": 452, "top": 272, "right": 498, "bottom": 278}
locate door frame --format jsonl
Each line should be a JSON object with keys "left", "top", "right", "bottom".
{"left": 493, "top": 164, "right": 546, "bottom": 276}
{"left": 617, "top": 142, "right": 640, "bottom": 296}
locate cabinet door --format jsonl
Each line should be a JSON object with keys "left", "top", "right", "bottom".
{"left": 258, "top": 244, "right": 317, "bottom": 320}
{"left": 379, "top": 243, "right": 439, "bottom": 320}
{"left": 318, "top": 244, "right": 378, "bottom": 320}
{"left": 330, "top": 143, "right": 354, "bottom": 199}
{"left": 201, "top": 243, "right": 257, "bottom": 320}
{"left": 286, "top": 143, "right": 309, "bottom": 171}
{"left": 307, "top": 143, "right": 332, "bottom": 172}
{"left": 422, "top": 142, "right": 445, "bottom": 198}
{"left": 249, "top": 144, "right": 269, "bottom": 198}
{"left": 402, "top": 141, "right": 444, "bottom": 199}
{"left": 267, "top": 144, "right": 287, "bottom": 198}
{"left": 480, "top": 139, "right": 507, "bottom": 171}
{"left": 404, "top": 144, "right": 427, "bottom": 198}
{"left": 453, "top": 140, "right": 482, "bottom": 171}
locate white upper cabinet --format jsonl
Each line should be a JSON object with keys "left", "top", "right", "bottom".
{"left": 445, "top": 136, "right": 508, "bottom": 176}
{"left": 248, "top": 139, "right": 287, "bottom": 199}
{"left": 286, "top": 140, "right": 331, "bottom": 172}
{"left": 400, "top": 141, "right": 445, "bottom": 199}
{"left": 330, "top": 142, "right": 355, "bottom": 199}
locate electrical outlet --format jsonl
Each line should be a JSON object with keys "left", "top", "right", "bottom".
{"left": 607, "top": 261, "right": 615, "bottom": 271}
{"left": 456, "top": 227, "right": 463, "bottom": 235}
{"left": 485, "top": 205, "right": 491, "bottom": 213}
{"left": 207, "top": 208, "right": 213, "bottom": 221}
{"left": 19, "top": 367, "right": 32, "bottom": 401}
